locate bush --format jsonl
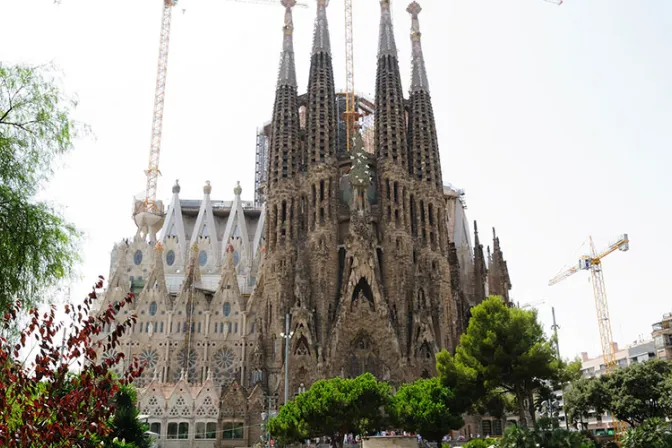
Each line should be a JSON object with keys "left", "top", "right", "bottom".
{"left": 497, "top": 426, "right": 596, "bottom": 448}
{"left": 463, "top": 439, "right": 497, "bottom": 448}
{"left": 621, "top": 418, "right": 672, "bottom": 448}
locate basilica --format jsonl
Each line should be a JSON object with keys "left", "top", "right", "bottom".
{"left": 98, "top": 0, "right": 512, "bottom": 446}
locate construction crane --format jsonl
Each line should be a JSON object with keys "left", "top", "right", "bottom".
{"left": 343, "top": 0, "right": 361, "bottom": 151}
{"left": 135, "top": 0, "right": 307, "bottom": 241}
{"left": 549, "top": 234, "right": 629, "bottom": 435}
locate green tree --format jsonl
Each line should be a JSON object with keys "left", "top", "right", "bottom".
{"left": 104, "top": 384, "right": 150, "bottom": 448}
{"left": 438, "top": 296, "right": 557, "bottom": 428}
{"left": 0, "top": 63, "right": 84, "bottom": 315}
{"left": 621, "top": 418, "right": 672, "bottom": 448}
{"left": 608, "top": 359, "right": 672, "bottom": 426}
{"left": 498, "top": 426, "right": 596, "bottom": 448}
{"left": 387, "top": 377, "right": 463, "bottom": 447}
{"left": 562, "top": 377, "right": 610, "bottom": 429}
{"left": 268, "top": 373, "right": 391, "bottom": 447}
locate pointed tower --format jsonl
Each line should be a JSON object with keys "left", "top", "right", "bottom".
{"left": 471, "top": 221, "right": 487, "bottom": 304}
{"left": 267, "top": 0, "right": 300, "bottom": 193}
{"left": 407, "top": 2, "right": 442, "bottom": 191}
{"left": 488, "top": 228, "right": 512, "bottom": 303}
{"left": 266, "top": 0, "right": 301, "bottom": 254}
{"left": 302, "top": 0, "right": 340, "bottom": 357}
{"left": 306, "top": 0, "right": 336, "bottom": 166}
{"left": 375, "top": 0, "right": 408, "bottom": 168}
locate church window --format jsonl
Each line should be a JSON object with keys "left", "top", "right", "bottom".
{"left": 393, "top": 182, "right": 398, "bottom": 204}
{"left": 150, "top": 422, "right": 161, "bottom": 437}
{"left": 223, "top": 422, "right": 244, "bottom": 439}
{"left": 160, "top": 322, "right": 164, "bottom": 333}
{"left": 166, "top": 250, "right": 175, "bottom": 266}
{"left": 213, "top": 348, "right": 236, "bottom": 386}
{"left": 228, "top": 322, "right": 232, "bottom": 333}
{"left": 134, "top": 250, "right": 143, "bottom": 265}
{"left": 233, "top": 251, "right": 240, "bottom": 266}
{"left": 146, "top": 322, "right": 151, "bottom": 333}
{"left": 153, "top": 322, "right": 158, "bottom": 333}
{"left": 196, "top": 422, "right": 217, "bottom": 439}
{"left": 320, "top": 180, "right": 325, "bottom": 201}
{"left": 139, "top": 323, "right": 143, "bottom": 333}
{"left": 250, "top": 321, "right": 255, "bottom": 334}
{"left": 149, "top": 302, "right": 157, "bottom": 316}
{"left": 178, "top": 422, "right": 189, "bottom": 439}
{"left": 234, "top": 322, "right": 238, "bottom": 333}
{"left": 428, "top": 203, "right": 434, "bottom": 226}
{"left": 272, "top": 334, "right": 278, "bottom": 360}
{"left": 167, "top": 423, "right": 178, "bottom": 439}
{"left": 198, "top": 322, "right": 201, "bottom": 333}
{"left": 223, "top": 302, "right": 231, "bottom": 317}
{"left": 198, "top": 250, "right": 208, "bottom": 266}
{"left": 139, "top": 348, "right": 159, "bottom": 372}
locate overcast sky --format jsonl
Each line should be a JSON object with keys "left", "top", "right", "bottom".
{"left": 2, "top": 0, "right": 670, "bottom": 361}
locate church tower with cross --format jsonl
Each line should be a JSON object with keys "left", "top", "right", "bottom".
{"left": 97, "top": 1, "right": 512, "bottom": 445}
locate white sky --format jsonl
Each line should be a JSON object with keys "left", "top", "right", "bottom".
{"left": 1, "top": 0, "right": 670, "bottom": 361}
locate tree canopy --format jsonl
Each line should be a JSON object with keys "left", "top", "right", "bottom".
{"left": 387, "top": 377, "right": 463, "bottom": 446}
{"left": 104, "top": 384, "right": 150, "bottom": 448}
{"left": 0, "top": 63, "right": 84, "bottom": 314}
{"left": 267, "top": 373, "right": 391, "bottom": 447}
{"left": 438, "top": 296, "right": 558, "bottom": 428}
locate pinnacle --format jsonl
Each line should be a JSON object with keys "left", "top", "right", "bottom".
{"left": 378, "top": 0, "right": 397, "bottom": 57}
{"left": 312, "top": 0, "right": 331, "bottom": 55}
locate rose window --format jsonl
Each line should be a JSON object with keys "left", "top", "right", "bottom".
{"left": 173, "top": 349, "right": 198, "bottom": 384}
{"left": 213, "top": 348, "right": 236, "bottom": 386}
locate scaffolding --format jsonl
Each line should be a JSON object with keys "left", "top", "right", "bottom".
{"left": 254, "top": 125, "right": 270, "bottom": 206}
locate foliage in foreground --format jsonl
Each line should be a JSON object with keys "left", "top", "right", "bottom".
{"left": 267, "top": 373, "right": 391, "bottom": 447}
{"left": 463, "top": 438, "right": 498, "bottom": 448}
{"left": 621, "top": 418, "right": 672, "bottom": 448}
{"left": 0, "top": 277, "right": 143, "bottom": 447}
{"left": 387, "top": 377, "right": 464, "bottom": 446}
{"left": 497, "top": 426, "right": 597, "bottom": 448}
{"left": 0, "top": 63, "right": 86, "bottom": 316}
{"left": 104, "top": 384, "right": 150, "bottom": 448}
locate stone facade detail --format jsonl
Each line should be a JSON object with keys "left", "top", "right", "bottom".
{"left": 96, "top": 2, "right": 512, "bottom": 446}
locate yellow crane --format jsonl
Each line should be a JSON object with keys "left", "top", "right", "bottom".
{"left": 138, "top": 0, "right": 307, "bottom": 222}
{"left": 549, "top": 234, "right": 629, "bottom": 437}
{"left": 343, "top": 0, "right": 360, "bottom": 151}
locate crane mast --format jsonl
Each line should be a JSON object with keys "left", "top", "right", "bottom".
{"left": 144, "top": 0, "right": 176, "bottom": 215}
{"left": 549, "top": 234, "right": 629, "bottom": 438}
{"left": 343, "top": 0, "right": 360, "bottom": 151}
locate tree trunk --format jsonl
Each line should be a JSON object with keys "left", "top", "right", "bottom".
{"left": 516, "top": 389, "right": 528, "bottom": 429}
{"left": 526, "top": 390, "right": 537, "bottom": 428}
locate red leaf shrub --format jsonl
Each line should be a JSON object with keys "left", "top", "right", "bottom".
{"left": 0, "top": 276, "right": 142, "bottom": 447}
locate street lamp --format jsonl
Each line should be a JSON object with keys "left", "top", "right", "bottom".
{"left": 280, "top": 313, "right": 294, "bottom": 405}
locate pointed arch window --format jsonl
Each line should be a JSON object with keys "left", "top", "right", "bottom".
{"left": 199, "top": 251, "right": 208, "bottom": 266}
{"left": 223, "top": 302, "right": 231, "bottom": 317}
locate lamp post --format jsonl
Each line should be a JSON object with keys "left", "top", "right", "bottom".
{"left": 280, "top": 313, "right": 294, "bottom": 405}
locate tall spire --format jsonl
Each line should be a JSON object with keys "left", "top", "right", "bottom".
{"left": 312, "top": 0, "right": 331, "bottom": 55}
{"left": 472, "top": 220, "right": 487, "bottom": 303}
{"left": 278, "top": 0, "right": 297, "bottom": 87}
{"left": 407, "top": 2, "right": 429, "bottom": 93}
{"left": 375, "top": 0, "right": 408, "bottom": 167}
{"left": 268, "top": 0, "right": 300, "bottom": 186}
{"left": 306, "top": 0, "right": 337, "bottom": 165}
{"left": 378, "top": 0, "right": 398, "bottom": 57}
{"left": 406, "top": 2, "right": 442, "bottom": 190}
{"left": 488, "top": 227, "right": 512, "bottom": 303}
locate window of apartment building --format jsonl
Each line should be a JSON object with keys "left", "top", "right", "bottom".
{"left": 222, "top": 422, "right": 244, "bottom": 439}
{"left": 167, "top": 422, "right": 189, "bottom": 439}
{"left": 195, "top": 422, "right": 217, "bottom": 439}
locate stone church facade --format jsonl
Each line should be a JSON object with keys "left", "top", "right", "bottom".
{"left": 98, "top": 1, "right": 512, "bottom": 446}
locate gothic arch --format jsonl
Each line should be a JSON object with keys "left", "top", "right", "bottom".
{"left": 351, "top": 277, "right": 374, "bottom": 308}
